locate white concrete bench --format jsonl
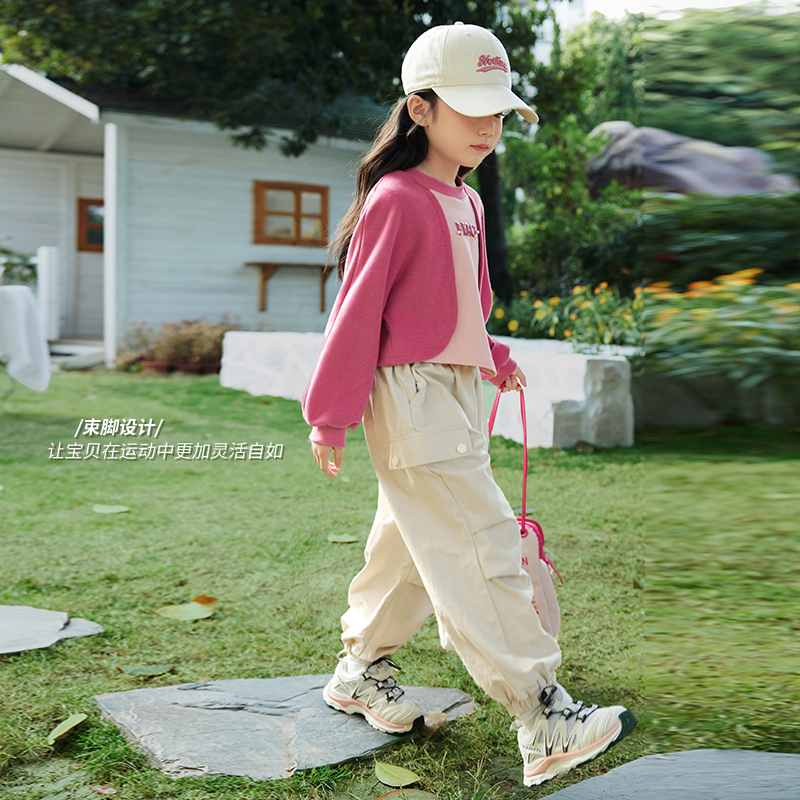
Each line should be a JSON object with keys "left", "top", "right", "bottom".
{"left": 220, "top": 331, "right": 635, "bottom": 448}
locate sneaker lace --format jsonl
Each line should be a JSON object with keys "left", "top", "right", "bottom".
{"left": 539, "top": 685, "right": 598, "bottom": 723}
{"left": 358, "top": 656, "right": 405, "bottom": 703}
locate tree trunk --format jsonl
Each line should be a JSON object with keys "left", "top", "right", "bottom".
{"left": 477, "top": 151, "right": 512, "bottom": 305}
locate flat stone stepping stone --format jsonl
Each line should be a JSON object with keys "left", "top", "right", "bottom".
{"left": 0, "top": 606, "right": 103, "bottom": 654}
{"left": 547, "top": 749, "right": 800, "bottom": 799}
{"left": 95, "top": 675, "right": 474, "bottom": 780}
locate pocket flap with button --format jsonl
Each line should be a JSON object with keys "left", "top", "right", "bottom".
{"left": 388, "top": 425, "right": 473, "bottom": 470}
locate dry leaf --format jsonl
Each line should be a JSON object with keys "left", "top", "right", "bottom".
{"left": 420, "top": 712, "right": 447, "bottom": 738}
{"left": 375, "top": 762, "right": 421, "bottom": 788}
{"left": 47, "top": 713, "right": 88, "bottom": 744}
{"left": 327, "top": 534, "right": 358, "bottom": 543}
{"left": 121, "top": 664, "right": 174, "bottom": 676}
{"left": 376, "top": 791, "right": 439, "bottom": 800}
{"left": 92, "top": 504, "right": 130, "bottom": 514}
{"left": 153, "top": 595, "right": 216, "bottom": 620}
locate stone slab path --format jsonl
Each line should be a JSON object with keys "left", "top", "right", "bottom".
{"left": 95, "top": 674, "right": 475, "bottom": 780}
{"left": 547, "top": 749, "right": 800, "bottom": 799}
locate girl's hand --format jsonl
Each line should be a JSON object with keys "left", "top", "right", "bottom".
{"left": 501, "top": 366, "right": 527, "bottom": 393}
{"left": 312, "top": 441, "right": 343, "bottom": 478}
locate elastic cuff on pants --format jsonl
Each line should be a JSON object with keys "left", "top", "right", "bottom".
{"left": 507, "top": 693, "right": 547, "bottom": 719}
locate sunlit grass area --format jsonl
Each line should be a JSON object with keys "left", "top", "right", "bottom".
{"left": 1, "top": 370, "right": 643, "bottom": 799}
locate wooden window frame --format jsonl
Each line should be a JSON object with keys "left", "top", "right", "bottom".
{"left": 77, "top": 198, "right": 104, "bottom": 253}
{"left": 253, "top": 181, "right": 329, "bottom": 247}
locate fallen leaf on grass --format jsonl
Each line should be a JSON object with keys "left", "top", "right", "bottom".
{"left": 420, "top": 712, "right": 447, "bottom": 738}
{"left": 376, "top": 791, "right": 439, "bottom": 800}
{"left": 327, "top": 534, "right": 358, "bottom": 543}
{"left": 92, "top": 504, "right": 130, "bottom": 514}
{"left": 153, "top": 595, "right": 216, "bottom": 620}
{"left": 375, "top": 762, "right": 421, "bottom": 788}
{"left": 121, "top": 664, "right": 174, "bottom": 676}
{"left": 47, "top": 713, "right": 88, "bottom": 744}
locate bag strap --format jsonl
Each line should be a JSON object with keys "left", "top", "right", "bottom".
{"left": 488, "top": 386, "right": 528, "bottom": 521}
{"left": 488, "top": 386, "right": 562, "bottom": 583}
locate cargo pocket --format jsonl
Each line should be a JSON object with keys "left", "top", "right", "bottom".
{"left": 387, "top": 424, "right": 473, "bottom": 470}
{"left": 472, "top": 518, "right": 525, "bottom": 580}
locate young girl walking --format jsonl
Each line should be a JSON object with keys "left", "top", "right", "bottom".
{"left": 302, "top": 22, "right": 636, "bottom": 787}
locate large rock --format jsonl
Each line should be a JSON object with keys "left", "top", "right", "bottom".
{"left": 588, "top": 121, "right": 798, "bottom": 196}
{"left": 220, "top": 332, "right": 636, "bottom": 449}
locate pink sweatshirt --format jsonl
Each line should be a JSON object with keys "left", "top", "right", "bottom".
{"left": 302, "top": 167, "right": 517, "bottom": 448}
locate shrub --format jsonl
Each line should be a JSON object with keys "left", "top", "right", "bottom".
{"left": 644, "top": 269, "right": 800, "bottom": 390}
{"left": 643, "top": 193, "right": 800, "bottom": 287}
{"left": 115, "top": 317, "right": 240, "bottom": 371}
{"left": 486, "top": 282, "right": 645, "bottom": 348}
{"left": 0, "top": 237, "right": 36, "bottom": 285}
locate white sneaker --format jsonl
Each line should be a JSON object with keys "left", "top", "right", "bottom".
{"left": 323, "top": 656, "right": 423, "bottom": 734}
{"left": 516, "top": 683, "right": 636, "bottom": 786}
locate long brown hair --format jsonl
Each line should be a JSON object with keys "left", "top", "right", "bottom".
{"left": 328, "top": 90, "right": 472, "bottom": 280}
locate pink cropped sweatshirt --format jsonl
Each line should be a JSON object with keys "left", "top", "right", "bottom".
{"left": 302, "top": 167, "right": 517, "bottom": 449}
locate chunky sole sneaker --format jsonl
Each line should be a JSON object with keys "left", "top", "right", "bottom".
{"left": 323, "top": 656, "right": 423, "bottom": 735}
{"left": 518, "top": 684, "right": 637, "bottom": 786}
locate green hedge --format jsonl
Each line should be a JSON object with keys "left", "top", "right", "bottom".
{"left": 643, "top": 193, "right": 800, "bottom": 286}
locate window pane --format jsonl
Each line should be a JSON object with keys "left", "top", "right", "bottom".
{"left": 266, "top": 190, "right": 295, "bottom": 212}
{"left": 265, "top": 215, "right": 295, "bottom": 239}
{"left": 87, "top": 205, "right": 105, "bottom": 225}
{"left": 301, "top": 217, "right": 323, "bottom": 240}
{"left": 301, "top": 192, "right": 321, "bottom": 215}
{"left": 87, "top": 227, "right": 104, "bottom": 245}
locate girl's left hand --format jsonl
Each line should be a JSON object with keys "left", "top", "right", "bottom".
{"left": 501, "top": 366, "right": 527, "bottom": 393}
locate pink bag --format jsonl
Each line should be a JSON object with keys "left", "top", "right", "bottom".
{"left": 489, "top": 387, "right": 562, "bottom": 639}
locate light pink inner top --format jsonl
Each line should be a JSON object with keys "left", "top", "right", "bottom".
{"left": 425, "top": 186, "right": 495, "bottom": 376}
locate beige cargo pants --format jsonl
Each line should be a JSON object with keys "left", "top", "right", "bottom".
{"left": 341, "top": 362, "right": 562, "bottom": 717}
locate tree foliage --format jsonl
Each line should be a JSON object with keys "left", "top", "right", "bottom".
{"left": 0, "top": 0, "right": 546, "bottom": 156}
{"left": 498, "top": 17, "right": 642, "bottom": 298}
{"left": 644, "top": 5, "right": 800, "bottom": 176}
{"left": 562, "top": 11, "right": 644, "bottom": 131}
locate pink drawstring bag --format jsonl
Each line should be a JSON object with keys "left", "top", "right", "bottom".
{"left": 489, "top": 387, "right": 562, "bottom": 639}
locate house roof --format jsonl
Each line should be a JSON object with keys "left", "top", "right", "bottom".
{"left": 47, "top": 74, "right": 391, "bottom": 142}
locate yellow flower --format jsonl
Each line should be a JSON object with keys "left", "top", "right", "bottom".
{"left": 570, "top": 314, "right": 577, "bottom": 320}
{"left": 598, "top": 324, "right": 605, "bottom": 332}
{"left": 632, "top": 300, "right": 643, "bottom": 309}
{"left": 573, "top": 285, "right": 585, "bottom": 295}
{"left": 564, "top": 329, "right": 572, "bottom": 337}
{"left": 644, "top": 282, "right": 672, "bottom": 292}
{"left": 776, "top": 304, "right": 800, "bottom": 314}
{"left": 731, "top": 268, "right": 764, "bottom": 278}
{"left": 687, "top": 281, "right": 713, "bottom": 291}
{"left": 581, "top": 300, "right": 592, "bottom": 309}
{"left": 786, "top": 282, "right": 800, "bottom": 290}
{"left": 508, "top": 319, "right": 519, "bottom": 332}
{"left": 634, "top": 286, "right": 644, "bottom": 297}
{"left": 534, "top": 299, "right": 544, "bottom": 308}
{"left": 535, "top": 309, "right": 546, "bottom": 320}
{"left": 549, "top": 296, "right": 561, "bottom": 306}
{"left": 520, "top": 290, "right": 529, "bottom": 297}
{"left": 548, "top": 327, "right": 555, "bottom": 337}
{"left": 599, "top": 295, "right": 607, "bottom": 304}
{"left": 653, "top": 292, "right": 675, "bottom": 299}
{"left": 599, "top": 281, "right": 608, "bottom": 289}
{"left": 494, "top": 308, "right": 504, "bottom": 319}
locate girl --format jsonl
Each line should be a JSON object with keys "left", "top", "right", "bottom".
{"left": 302, "top": 22, "right": 636, "bottom": 787}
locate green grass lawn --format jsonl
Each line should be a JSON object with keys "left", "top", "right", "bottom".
{"left": 1, "top": 370, "right": 794, "bottom": 798}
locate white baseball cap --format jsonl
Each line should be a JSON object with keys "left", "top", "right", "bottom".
{"left": 402, "top": 22, "right": 538, "bottom": 124}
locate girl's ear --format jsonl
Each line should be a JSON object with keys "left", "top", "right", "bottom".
{"left": 407, "top": 94, "right": 432, "bottom": 126}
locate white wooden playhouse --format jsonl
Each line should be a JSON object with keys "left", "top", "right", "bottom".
{"left": 0, "top": 63, "right": 383, "bottom": 364}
